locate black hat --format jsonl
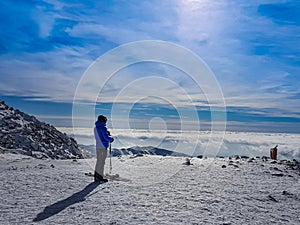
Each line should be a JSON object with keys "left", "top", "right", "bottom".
{"left": 98, "top": 115, "right": 107, "bottom": 123}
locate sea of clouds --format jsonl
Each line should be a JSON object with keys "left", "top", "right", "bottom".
{"left": 58, "top": 127, "right": 300, "bottom": 160}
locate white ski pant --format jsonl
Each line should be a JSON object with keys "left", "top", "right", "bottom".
{"left": 95, "top": 148, "right": 107, "bottom": 176}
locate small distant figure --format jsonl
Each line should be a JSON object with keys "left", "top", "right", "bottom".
{"left": 270, "top": 145, "right": 278, "bottom": 160}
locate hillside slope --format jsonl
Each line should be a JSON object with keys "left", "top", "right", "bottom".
{"left": 0, "top": 101, "right": 86, "bottom": 159}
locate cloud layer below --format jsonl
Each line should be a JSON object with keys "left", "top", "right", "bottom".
{"left": 58, "top": 127, "right": 300, "bottom": 160}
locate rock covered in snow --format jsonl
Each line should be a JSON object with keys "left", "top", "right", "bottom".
{"left": 0, "top": 146, "right": 4, "bottom": 154}
{"left": 0, "top": 100, "right": 87, "bottom": 159}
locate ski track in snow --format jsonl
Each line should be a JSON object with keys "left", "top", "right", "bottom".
{"left": 0, "top": 153, "right": 299, "bottom": 225}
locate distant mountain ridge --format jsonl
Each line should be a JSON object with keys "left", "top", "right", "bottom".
{"left": 0, "top": 101, "right": 88, "bottom": 159}
{"left": 116, "top": 146, "right": 189, "bottom": 157}
{"left": 80, "top": 144, "right": 189, "bottom": 157}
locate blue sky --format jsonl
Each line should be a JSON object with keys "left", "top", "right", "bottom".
{"left": 0, "top": 0, "right": 300, "bottom": 133}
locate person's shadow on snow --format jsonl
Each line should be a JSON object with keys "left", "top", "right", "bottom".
{"left": 33, "top": 182, "right": 100, "bottom": 222}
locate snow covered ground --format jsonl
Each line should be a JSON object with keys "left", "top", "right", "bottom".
{"left": 0, "top": 153, "right": 299, "bottom": 225}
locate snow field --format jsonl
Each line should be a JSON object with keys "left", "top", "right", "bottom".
{"left": 0, "top": 153, "right": 299, "bottom": 225}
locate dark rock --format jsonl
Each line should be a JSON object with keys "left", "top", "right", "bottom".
{"left": 221, "top": 165, "right": 226, "bottom": 168}
{"left": 282, "top": 191, "right": 293, "bottom": 195}
{"left": 271, "top": 173, "right": 284, "bottom": 177}
{"left": 268, "top": 195, "right": 278, "bottom": 202}
{"left": 197, "top": 155, "right": 203, "bottom": 159}
{"left": 271, "top": 167, "right": 282, "bottom": 172}
{"left": 234, "top": 155, "right": 241, "bottom": 160}
{"left": 8, "top": 123, "right": 16, "bottom": 129}
{"left": 30, "top": 143, "right": 39, "bottom": 151}
{"left": 183, "top": 158, "right": 192, "bottom": 165}
{"left": 0, "top": 120, "right": 6, "bottom": 126}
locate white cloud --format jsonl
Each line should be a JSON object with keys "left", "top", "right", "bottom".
{"left": 0, "top": 47, "right": 92, "bottom": 102}
{"left": 173, "top": 0, "right": 300, "bottom": 117}
{"left": 59, "top": 127, "right": 300, "bottom": 159}
{"left": 1, "top": 0, "right": 299, "bottom": 126}
{"left": 66, "top": 23, "right": 152, "bottom": 44}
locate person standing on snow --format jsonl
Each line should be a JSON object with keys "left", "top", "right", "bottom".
{"left": 94, "top": 115, "right": 114, "bottom": 182}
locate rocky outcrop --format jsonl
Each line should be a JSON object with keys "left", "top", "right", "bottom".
{"left": 0, "top": 101, "right": 87, "bottom": 159}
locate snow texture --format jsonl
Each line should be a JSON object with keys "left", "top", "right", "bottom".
{"left": 0, "top": 153, "right": 299, "bottom": 225}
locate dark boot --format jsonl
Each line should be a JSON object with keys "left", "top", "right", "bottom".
{"left": 94, "top": 172, "right": 108, "bottom": 183}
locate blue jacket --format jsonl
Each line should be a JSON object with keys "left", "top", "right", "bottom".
{"left": 94, "top": 121, "right": 113, "bottom": 149}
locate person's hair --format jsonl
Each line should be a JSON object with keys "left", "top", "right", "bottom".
{"left": 98, "top": 115, "right": 107, "bottom": 123}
